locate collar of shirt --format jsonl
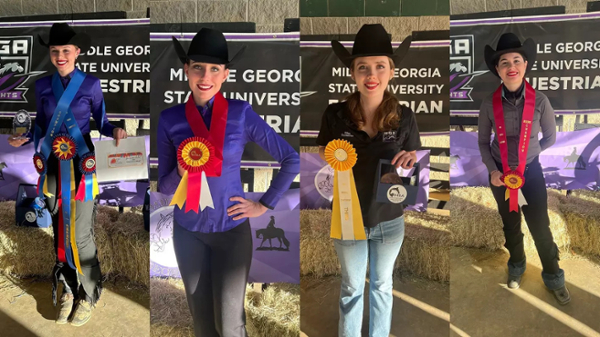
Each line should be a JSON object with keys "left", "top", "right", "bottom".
{"left": 502, "top": 81, "right": 525, "bottom": 100}
{"left": 195, "top": 95, "right": 215, "bottom": 128}
{"left": 59, "top": 69, "right": 76, "bottom": 88}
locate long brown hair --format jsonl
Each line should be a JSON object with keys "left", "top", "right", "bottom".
{"left": 345, "top": 57, "right": 400, "bottom": 132}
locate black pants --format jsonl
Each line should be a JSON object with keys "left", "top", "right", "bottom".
{"left": 45, "top": 136, "right": 102, "bottom": 305}
{"left": 173, "top": 220, "right": 253, "bottom": 337}
{"left": 490, "top": 158, "right": 561, "bottom": 280}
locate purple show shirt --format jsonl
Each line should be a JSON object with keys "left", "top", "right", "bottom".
{"left": 157, "top": 97, "right": 299, "bottom": 233}
{"left": 34, "top": 70, "right": 116, "bottom": 138}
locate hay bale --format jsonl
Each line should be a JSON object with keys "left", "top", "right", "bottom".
{"left": 449, "top": 187, "right": 571, "bottom": 257}
{"left": 397, "top": 212, "right": 450, "bottom": 282}
{"left": 0, "top": 201, "right": 54, "bottom": 277}
{"left": 421, "top": 135, "right": 449, "bottom": 148}
{"left": 300, "top": 146, "right": 319, "bottom": 153}
{"left": 150, "top": 277, "right": 299, "bottom": 337}
{"left": 559, "top": 192, "right": 600, "bottom": 258}
{"left": 246, "top": 283, "right": 300, "bottom": 337}
{"left": 0, "top": 202, "right": 148, "bottom": 287}
{"left": 300, "top": 209, "right": 339, "bottom": 277}
{"left": 100, "top": 210, "right": 149, "bottom": 286}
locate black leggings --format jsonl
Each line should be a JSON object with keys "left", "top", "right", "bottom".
{"left": 173, "top": 219, "right": 253, "bottom": 337}
{"left": 489, "top": 157, "right": 560, "bottom": 276}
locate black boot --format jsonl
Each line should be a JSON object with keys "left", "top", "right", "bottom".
{"left": 552, "top": 286, "right": 571, "bottom": 305}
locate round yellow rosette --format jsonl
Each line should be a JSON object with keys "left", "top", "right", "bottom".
{"left": 502, "top": 170, "right": 525, "bottom": 190}
{"left": 325, "top": 139, "right": 365, "bottom": 241}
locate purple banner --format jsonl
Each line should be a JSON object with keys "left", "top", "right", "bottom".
{"left": 149, "top": 189, "right": 300, "bottom": 284}
{"left": 0, "top": 134, "right": 150, "bottom": 206}
{"left": 450, "top": 129, "right": 600, "bottom": 189}
{"left": 300, "top": 151, "right": 431, "bottom": 212}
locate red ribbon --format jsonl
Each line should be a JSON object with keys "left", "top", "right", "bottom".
{"left": 184, "top": 92, "right": 228, "bottom": 177}
{"left": 492, "top": 81, "right": 536, "bottom": 212}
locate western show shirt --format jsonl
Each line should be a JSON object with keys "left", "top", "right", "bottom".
{"left": 316, "top": 101, "right": 421, "bottom": 228}
{"left": 478, "top": 83, "right": 556, "bottom": 173}
{"left": 157, "top": 97, "right": 299, "bottom": 233}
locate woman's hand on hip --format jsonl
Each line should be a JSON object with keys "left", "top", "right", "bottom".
{"left": 7, "top": 134, "right": 28, "bottom": 147}
{"left": 392, "top": 150, "right": 417, "bottom": 169}
{"left": 113, "top": 127, "right": 127, "bottom": 147}
{"left": 227, "top": 196, "right": 267, "bottom": 221}
{"left": 490, "top": 170, "right": 505, "bottom": 187}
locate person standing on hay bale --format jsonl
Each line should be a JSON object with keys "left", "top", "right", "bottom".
{"left": 157, "top": 28, "right": 299, "bottom": 337}
{"left": 478, "top": 32, "right": 570, "bottom": 304}
{"left": 7, "top": 23, "right": 127, "bottom": 325}
{"left": 316, "top": 24, "right": 421, "bottom": 337}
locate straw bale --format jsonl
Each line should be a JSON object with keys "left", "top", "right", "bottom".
{"left": 449, "top": 187, "right": 571, "bottom": 257}
{"left": 559, "top": 192, "right": 600, "bottom": 258}
{"left": 150, "top": 277, "right": 299, "bottom": 337}
{"left": 300, "top": 146, "right": 319, "bottom": 153}
{"left": 0, "top": 202, "right": 148, "bottom": 286}
{"left": 396, "top": 212, "right": 450, "bottom": 282}
{"left": 421, "top": 135, "right": 449, "bottom": 148}
{"left": 300, "top": 209, "right": 339, "bottom": 277}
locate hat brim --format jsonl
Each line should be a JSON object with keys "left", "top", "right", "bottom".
{"left": 37, "top": 33, "right": 91, "bottom": 54}
{"left": 331, "top": 35, "right": 412, "bottom": 68}
{"left": 172, "top": 37, "right": 246, "bottom": 68}
{"left": 484, "top": 38, "right": 536, "bottom": 78}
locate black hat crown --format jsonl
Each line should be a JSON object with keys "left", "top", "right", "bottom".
{"left": 172, "top": 27, "right": 245, "bottom": 66}
{"left": 484, "top": 32, "right": 536, "bottom": 78}
{"left": 331, "top": 24, "right": 412, "bottom": 68}
{"left": 38, "top": 23, "right": 91, "bottom": 53}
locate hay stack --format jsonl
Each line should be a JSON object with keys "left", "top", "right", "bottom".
{"left": 397, "top": 212, "right": 450, "bottom": 282}
{"left": 0, "top": 202, "right": 148, "bottom": 286}
{"left": 150, "top": 277, "right": 299, "bottom": 337}
{"left": 0, "top": 201, "right": 55, "bottom": 277}
{"left": 559, "top": 191, "right": 600, "bottom": 258}
{"left": 449, "top": 187, "right": 571, "bottom": 257}
{"left": 300, "top": 209, "right": 451, "bottom": 282}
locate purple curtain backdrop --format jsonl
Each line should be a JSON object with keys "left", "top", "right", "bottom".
{"left": 450, "top": 129, "right": 600, "bottom": 189}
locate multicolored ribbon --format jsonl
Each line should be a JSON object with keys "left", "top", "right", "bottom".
{"left": 492, "top": 81, "right": 536, "bottom": 212}
{"left": 325, "top": 139, "right": 366, "bottom": 240}
{"left": 170, "top": 92, "right": 228, "bottom": 212}
{"left": 170, "top": 137, "right": 216, "bottom": 213}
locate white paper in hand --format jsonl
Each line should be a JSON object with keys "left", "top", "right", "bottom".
{"left": 94, "top": 136, "right": 148, "bottom": 183}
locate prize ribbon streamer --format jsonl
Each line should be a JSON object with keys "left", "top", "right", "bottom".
{"left": 325, "top": 139, "right": 366, "bottom": 240}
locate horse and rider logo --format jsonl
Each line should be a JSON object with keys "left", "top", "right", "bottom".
{"left": 564, "top": 147, "right": 586, "bottom": 170}
{"left": 450, "top": 35, "right": 487, "bottom": 102}
{"left": 315, "top": 165, "right": 334, "bottom": 199}
{"left": 0, "top": 162, "right": 7, "bottom": 180}
{"left": 0, "top": 37, "right": 46, "bottom": 103}
{"left": 255, "top": 215, "right": 290, "bottom": 251}
{"left": 150, "top": 212, "right": 173, "bottom": 253}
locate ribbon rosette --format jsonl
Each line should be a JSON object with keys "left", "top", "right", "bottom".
{"left": 75, "top": 152, "right": 100, "bottom": 202}
{"left": 502, "top": 170, "right": 528, "bottom": 210}
{"left": 325, "top": 139, "right": 366, "bottom": 240}
{"left": 52, "top": 134, "right": 77, "bottom": 161}
{"left": 170, "top": 137, "right": 216, "bottom": 213}
{"left": 33, "top": 152, "right": 53, "bottom": 197}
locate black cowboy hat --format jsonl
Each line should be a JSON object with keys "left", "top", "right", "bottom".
{"left": 484, "top": 32, "right": 536, "bottom": 78}
{"left": 38, "top": 23, "right": 91, "bottom": 53}
{"left": 172, "top": 27, "right": 245, "bottom": 67}
{"left": 331, "top": 24, "right": 412, "bottom": 68}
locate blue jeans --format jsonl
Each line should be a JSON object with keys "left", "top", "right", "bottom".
{"left": 333, "top": 216, "right": 405, "bottom": 337}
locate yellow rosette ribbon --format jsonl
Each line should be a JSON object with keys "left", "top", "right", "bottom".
{"left": 502, "top": 170, "right": 528, "bottom": 210}
{"left": 325, "top": 139, "right": 366, "bottom": 240}
{"left": 170, "top": 137, "right": 216, "bottom": 213}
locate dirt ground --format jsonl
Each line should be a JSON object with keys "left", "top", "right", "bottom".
{"left": 450, "top": 247, "right": 600, "bottom": 337}
{"left": 0, "top": 275, "right": 149, "bottom": 337}
{"left": 300, "top": 275, "right": 450, "bottom": 336}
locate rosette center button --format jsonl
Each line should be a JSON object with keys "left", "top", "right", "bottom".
{"left": 334, "top": 149, "right": 348, "bottom": 162}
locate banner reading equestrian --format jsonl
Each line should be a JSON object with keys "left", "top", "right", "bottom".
{"left": 300, "top": 39, "right": 450, "bottom": 135}
{"left": 450, "top": 129, "right": 600, "bottom": 189}
{"left": 149, "top": 32, "right": 300, "bottom": 163}
{"left": 0, "top": 19, "right": 150, "bottom": 118}
{"left": 450, "top": 14, "right": 600, "bottom": 113}
{"left": 149, "top": 190, "right": 300, "bottom": 283}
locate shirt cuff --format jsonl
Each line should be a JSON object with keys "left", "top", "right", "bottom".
{"left": 258, "top": 188, "right": 282, "bottom": 210}
{"left": 258, "top": 199, "right": 274, "bottom": 210}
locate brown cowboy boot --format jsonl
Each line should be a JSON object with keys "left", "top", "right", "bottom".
{"left": 70, "top": 299, "right": 93, "bottom": 326}
{"left": 55, "top": 293, "right": 74, "bottom": 324}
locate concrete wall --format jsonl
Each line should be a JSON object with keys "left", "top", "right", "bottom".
{"left": 450, "top": 0, "right": 590, "bottom": 15}
{"left": 0, "top": 0, "right": 148, "bottom": 18}
{"left": 300, "top": 16, "right": 448, "bottom": 39}
{"left": 149, "top": 0, "right": 298, "bottom": 33}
